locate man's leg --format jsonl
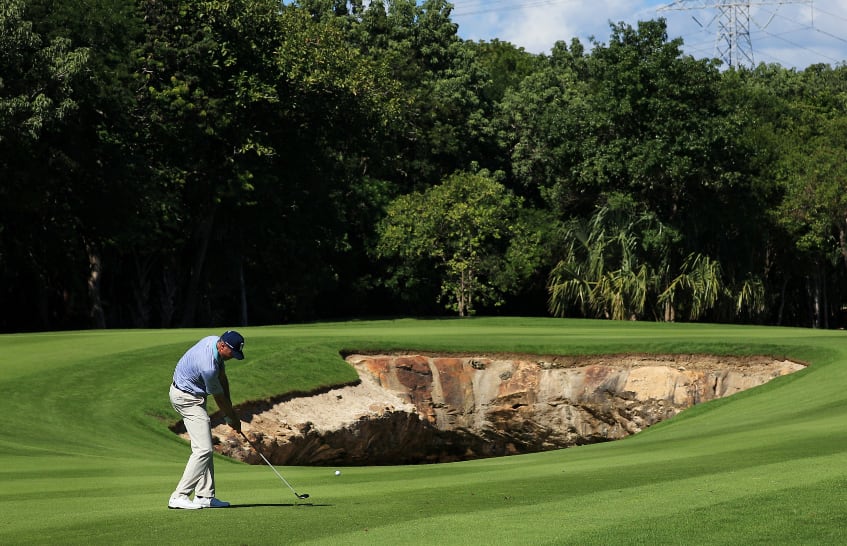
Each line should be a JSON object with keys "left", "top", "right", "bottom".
{"left": 170, "top": 386, "right": 215, "bottom": 498}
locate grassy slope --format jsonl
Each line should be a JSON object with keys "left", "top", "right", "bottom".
{"left": 1, "top": 318, "right": 845, "bottom": 545}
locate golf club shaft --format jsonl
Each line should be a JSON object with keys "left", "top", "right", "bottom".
{"left": 239, "top": 431, "right": 307, "bottom": 498}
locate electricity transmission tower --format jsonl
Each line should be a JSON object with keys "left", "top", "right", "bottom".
{"left": 659, "top": 1, "right": 813, "bottom": 68}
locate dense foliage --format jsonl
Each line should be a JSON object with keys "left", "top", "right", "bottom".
{"left": 2, "top": 1, "right": 845, "bottom": 331}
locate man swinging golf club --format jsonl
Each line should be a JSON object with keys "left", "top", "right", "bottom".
{"left": 167, "top": 330, "right": 245, "bottom": 509}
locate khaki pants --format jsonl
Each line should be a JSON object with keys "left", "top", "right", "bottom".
{"left": 169, "top": 385, "right": 216, "bottom": 498}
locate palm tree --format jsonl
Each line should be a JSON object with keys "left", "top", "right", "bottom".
{"left": 657, "top": 253, "right": 724, "bottom": 321}
{"left": 548, "top": 203, "right": 651, "bottom": 320}
{"left": 548, "top": 200, "right": 762, "bottom": 322}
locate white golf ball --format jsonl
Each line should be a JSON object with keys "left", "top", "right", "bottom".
{"left": 334, "top": 470, "right": 341, "bottom": 476}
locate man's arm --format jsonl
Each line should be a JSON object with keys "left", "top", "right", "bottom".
{"left": 220, "top": 366, "right": 232, "bottom": 401}
{"left": 214, "top": 368, "right": 241, "bottom": 432}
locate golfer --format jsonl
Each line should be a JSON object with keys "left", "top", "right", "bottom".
{"left": 167, "top": 330, "right": 245, "bottom": 509}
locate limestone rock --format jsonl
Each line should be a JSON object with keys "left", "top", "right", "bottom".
{"left": 207, "top": 353, "right": 804, "bottom": 466}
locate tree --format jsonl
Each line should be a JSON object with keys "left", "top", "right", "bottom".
{"left": 0, "top": 0, "right": 88, "bottom": 139}
{"left": 303, "top": 0, "right": 494, "bottom": 189}
{"left": 25, "top": 0, "right": 147, "bottom": 329}
{"left": 773, "top": 80, "right": 847, "bottom": 327}
{"left": 466, "top": 39, "right": 540, "bottom": 104}
{"left": 778, "top": 118, "right": 847, "bottom": 266}
{"left": 548, "top": 196, "right": 669, "bottom": 320}
{"left": 506, "top": 20, "right": 737, "bottom": 219}
{"left": 548, "top": 195, "right": 762, "bottom": 321}
{"left": 0, "top": 0, "right": 91, "bottom": 330}
{"left": 773, "top": 66, "right": 847, "bottom": 269}
{"left": 135, "top": 1, "right": 401, "bottom": 326}
{"left": 495, "top": 39, "right": 589, "bottom": 207}
{"left": 734, "top": 63, "right": 847, "bottom": 327}
{"left": 501, "top": 19, "right": 773, "bottom": 322}
{"left": 376, "top": 171, "right": 542, "bottom": 316}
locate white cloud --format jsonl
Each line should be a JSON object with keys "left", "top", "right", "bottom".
{"left": 454, "top": 0, "right": 654, "bottom": 54}
{"left": 450, "top": 0, "right": 847, "bottom": 68}
{"left": 499, "top": 4, "right": 582, "bottom": 53}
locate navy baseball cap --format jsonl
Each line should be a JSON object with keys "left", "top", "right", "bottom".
{"left": 220, "top": 330, "right": 245, "bottom": 360}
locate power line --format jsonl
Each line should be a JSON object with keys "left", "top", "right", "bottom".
{"left": 658, "top": 1, "right": 816, "bottom": 68}
{"left": 754, "top": 3, "right": 847, "bottom": 44}
{"left": 757, "top": 26, "right": 842, "bottom": 63}
{"left": 663, "top": 2, "right": 847, "bottom": 66}
{"left": 812, "top": 4, "right": 847, "bottom": 26}
{"left": 746, "top": 3, "right": 847, "bottom": 65}
{"left": 448, "top": 0, "right": 846, "bottom": 67}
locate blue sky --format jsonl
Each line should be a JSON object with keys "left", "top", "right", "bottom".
{"left": 449, "top": 0, "right": 847, "bottom": 69}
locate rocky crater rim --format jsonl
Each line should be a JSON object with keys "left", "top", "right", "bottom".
{"left": 340, "top": 350, "right": 808, "bottom": 370}
{"left": 180, "top": 352, "right": 806, "bottom": 466}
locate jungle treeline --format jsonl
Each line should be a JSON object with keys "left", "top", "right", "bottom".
{"left": 3, "top": 0, "right": 846, "bottom": 332}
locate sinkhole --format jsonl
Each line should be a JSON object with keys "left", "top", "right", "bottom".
{"left": 177, "top": 352, "right": 804, "bottom": 466}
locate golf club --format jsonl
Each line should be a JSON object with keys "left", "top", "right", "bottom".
{"left": 239, "top": 430, "right": 310, "bottom": 500}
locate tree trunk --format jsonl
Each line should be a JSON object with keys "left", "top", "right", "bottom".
{"left": 35, "top": 270, "right": 50, "bottom": 330}
{"left": 160, "top": 260, "right": 178, "bottom": 328}
{"left": 86, "top": 242, "right": 106, "bottom": 329}
{"left": 180, "top": 211, "right": 216, "bottom": 327}
{"left": 465, "top": 266, "right": 474, "bottom": 317}
{"left": 456, "top": 269, "right": 467, "bottom": 317}
{"left": 664, "top": 301, "right": 675, "bottom": 322}
{"left": 132, "top": 254, "right": 154, "bottom": 327}
{"left": 822, "top": 264, "right": 829, "bottom": 329}
{"left": 238, "top": 256, "right": 248, "bottom": 326}
{"left": 840, "top": 220, "right": 847, "bottom": 272}
{"left": 777, "top": 276, "right": 788, "bottom": 326}
{"left": 808, "top": 268, "right": 822, "bottom": 329}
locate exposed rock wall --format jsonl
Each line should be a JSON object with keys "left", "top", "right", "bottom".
{"left": 212, "top": 353, "right": 804, "bottom": 466}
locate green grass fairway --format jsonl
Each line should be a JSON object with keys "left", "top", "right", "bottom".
{"left": 2, "top": 318, "right": 846, "bottom": 544}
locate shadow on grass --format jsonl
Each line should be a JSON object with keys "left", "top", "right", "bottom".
{"left": 229, "top": 503, "right": 332, "bottom": 508}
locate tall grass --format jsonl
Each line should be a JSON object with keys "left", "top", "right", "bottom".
{"left": 1, "top": 318, "right": 845, "bottom": 544}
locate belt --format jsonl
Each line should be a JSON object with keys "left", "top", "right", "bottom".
{"left": 172, "top": 381, "right": 204, "bottom": 398}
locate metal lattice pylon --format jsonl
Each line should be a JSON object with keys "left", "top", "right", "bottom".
{"left": 659, "top": 1, "right": 813, "bottom": 68}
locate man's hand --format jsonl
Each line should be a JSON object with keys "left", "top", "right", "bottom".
{"left": 214, "top": 392, "right": 241, "bottom": 433}
{"left": 224, "top": 415, "right": 242, "bottom": 432}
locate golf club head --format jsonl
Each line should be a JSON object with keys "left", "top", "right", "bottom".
{"left": 297, "top": 493, "right": 310, "bottom": 499}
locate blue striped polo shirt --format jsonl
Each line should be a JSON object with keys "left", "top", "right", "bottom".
{"left": 172, "top": 336, "right": 225, "bottom": 396}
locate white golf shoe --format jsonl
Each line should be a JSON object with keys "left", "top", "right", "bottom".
{"left": 193, "top": 496, "right": 230, "bottom": 508}
{"left": 168, "top": 494, "right": 203, "bottom": 510}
